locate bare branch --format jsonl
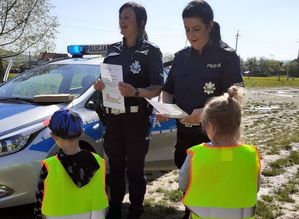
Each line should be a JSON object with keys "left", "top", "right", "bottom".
{"left": 0, "top": 0, "right": 59, "bottom": 60}
{"left": 1, "top": 0, "right": 38, "bottom": 36}
{"left": 0, "top": 0, "right": 18, "bottom": 34}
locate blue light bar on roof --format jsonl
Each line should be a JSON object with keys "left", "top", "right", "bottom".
{"left": 67, "top": 45, "right": 84, "bottom": 56}
{"left": 67, "top": 44, "right": 110, "bottom": 57}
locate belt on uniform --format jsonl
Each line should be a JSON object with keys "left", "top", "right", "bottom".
{"left": 105, "top": 106, "right": 139, "bottom": 115}
{"left": 178, "top": 120, "right": 201, "bottom": 128}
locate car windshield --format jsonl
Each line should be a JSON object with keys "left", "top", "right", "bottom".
{"left": 0, "top": 64, "right": 100, "bottom": 100}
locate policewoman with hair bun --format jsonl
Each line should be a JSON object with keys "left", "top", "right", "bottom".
{"left": 157, "top": 1, "right": 244, "bottom": 218}
{"left": 94, "top": 2, "right": 163, "bottom": 219}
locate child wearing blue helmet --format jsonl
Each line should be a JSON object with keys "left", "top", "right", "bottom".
{"left": 34, "top": 108, "right": 108, "bottom": 219}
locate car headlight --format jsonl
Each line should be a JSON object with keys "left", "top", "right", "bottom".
{"left": 0, "top": 134, "right": 30, "bottom": 156}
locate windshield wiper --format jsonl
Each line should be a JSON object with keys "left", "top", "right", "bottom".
{"left": 0, "top": 97, "right": 34, "bottom": 104}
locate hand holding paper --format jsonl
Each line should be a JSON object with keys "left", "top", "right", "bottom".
{"left": 145, "top": 98, "right": 189, "bottom": 118}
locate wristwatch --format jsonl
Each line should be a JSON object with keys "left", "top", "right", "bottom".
{"left": 134, "top": 88, "right": 139, "bottom": 97}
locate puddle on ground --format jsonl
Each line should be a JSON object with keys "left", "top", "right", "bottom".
{"left": 246, "top": 105, "right": 280, "bottom": 113}
{"left": 263, "top": 89, "right": 299, "bottom": 98}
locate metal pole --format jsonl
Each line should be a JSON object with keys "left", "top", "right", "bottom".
{"left": 3, "top": 59, "right": 13, "bottom": 82}
{"left": 235, "top": 30, "right": 240, "bottom": 53}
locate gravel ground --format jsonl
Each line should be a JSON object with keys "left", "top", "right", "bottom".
{"left": 1, "top": 87, "right": 299, "bottom": 219}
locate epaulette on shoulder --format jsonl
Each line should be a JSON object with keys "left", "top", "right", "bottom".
{"left": 111, "top": 41, "right": 122, "bottom": 46}
{"left": 108, "top": 42, "right": 122, "bottom": 53}
{"left": 174, "top": 46, "right": 191, "bottom": 56}
{"left": 219, "top": 42, "right": 235, "bottom": 52}
{"left": 144, "top": 40, "right": 160, "bottom": 49}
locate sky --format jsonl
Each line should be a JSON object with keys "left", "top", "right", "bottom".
{"left": 51, "top": 0, "right": 299, "bottom": 61}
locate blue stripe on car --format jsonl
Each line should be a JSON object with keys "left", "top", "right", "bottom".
{"left": 84, "top": 121, "right": 104, "bottom": 140}
{"left": 29, "top": 137, "right": 55, "bottom": 152}
{"left": 150, "top": 115, "right": 176, "bottom": 132}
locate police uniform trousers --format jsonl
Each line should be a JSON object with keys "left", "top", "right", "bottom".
{"left": 175, "top": 121, "right": 210, "bottom": 169}
{"left": 104, "top": 113, "right": 151, "bottom": 214}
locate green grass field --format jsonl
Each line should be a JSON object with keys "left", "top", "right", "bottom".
{"left": 243, "top": 76, "right": 299, "bottom": 88}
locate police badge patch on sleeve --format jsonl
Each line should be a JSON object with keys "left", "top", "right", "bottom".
{"left": 130, "top": 60, "right": 141, "bottom": 74}
{"left": 203, "top": 82, "right": 216, "bottom": 94}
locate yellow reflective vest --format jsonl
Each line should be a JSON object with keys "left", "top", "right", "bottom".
{"left": 182, "top": 143, "right": 260, "bottom": 219}
{"left": 41, "top": 153, "right": 108, "bottom": 219}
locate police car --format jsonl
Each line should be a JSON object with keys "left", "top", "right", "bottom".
{"left": 0, "top": 45, "right": 176, "bottom": 208}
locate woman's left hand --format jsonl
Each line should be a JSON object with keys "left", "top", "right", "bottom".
{"left": 119, "top": 82, "right": 135, "bottom": 97}
{"left": 180, "top": 108, "right": 203, "bottom": 125}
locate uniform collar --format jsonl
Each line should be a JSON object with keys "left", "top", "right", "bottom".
{"left": 189, "top": 40, "right": 216, "bottom": 56}
{"left": 122, "top": 36, "right": 145, "bottom": 49}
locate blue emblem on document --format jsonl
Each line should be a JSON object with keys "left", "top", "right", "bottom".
{"left": 203, "top": 82, "right": 216, "bottom": 94}
{"left": 130, "top": 60, "right": 141, "bottom": 74}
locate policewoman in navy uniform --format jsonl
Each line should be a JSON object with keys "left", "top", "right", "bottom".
{"left": 94, "top": 2, "right": 163, "bottom": 219}
{"left": 157, "top": 1, "right": 244, "bottom": 218}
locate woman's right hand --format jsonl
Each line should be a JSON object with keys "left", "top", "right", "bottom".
{"left": 155, "top": 112, "right": 169, "bottom": 122}
{"left": 93, "top": 79, "right": 105, "bottom": 91}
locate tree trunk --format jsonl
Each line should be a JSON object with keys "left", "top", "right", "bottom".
{"left": 0, "top": 57, "right": 4, "bottom": 82}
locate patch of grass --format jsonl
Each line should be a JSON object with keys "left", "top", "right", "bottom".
{"left": 270, "top": 151, "right": 299, "bottom": 168}
{"left": 275, "top": 184, "right": 297, "bottom": 203}
{"left": 8, "top": 73, "right": 17, "bottom": 79}
{"left": 165, "top": 189, "right": 183, "bottom": 202}
{"left": 289, "top": 151, "right": 299, "bottom": 164}
{"left": 154, "top": 188, "right": 183, "bottom": 203}
{"left": 263, "top": 150, "right": 299, "bottom": 176}
{"left": 274, "top": 168, "right": 299, "bottom": 203}
{"left": 155, "top": 187, "right": 166, "bottom": 193}
{"left": 243, "top": 76, "right": 299, "bottom": 88}
{"left": 255, "top": 200, "right": 281, "bottom": 219}
{"left": 262, "top": 168, "right": 284, "bottom": 176}
{"left": 144, "top": 198, "right": 156, "bottom": 206}
{"left": 261, "top": 195, "right": 274, "bottom": 202}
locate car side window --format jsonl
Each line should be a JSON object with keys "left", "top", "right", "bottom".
{"left": 68, "top": 65, "right": 100, "bottom": 95}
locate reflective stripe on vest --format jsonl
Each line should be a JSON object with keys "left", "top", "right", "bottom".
{"left": 188, "top": 206, "right": 255, "bottom": 219}
{"left": 45, "top": 209, "right": 106, "bottom": 219}
{"left": 41, "top": 153, "right": 108, "bottom": 217}
{"left": 183, "top": 143, "right": 260, "bottom": 219}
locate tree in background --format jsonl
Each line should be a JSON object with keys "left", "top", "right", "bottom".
{"left": 284, "top": 60, "right": 299, "bottom": 78}
{"left": 0, "top": 0, "right": 59, "bottom": 79}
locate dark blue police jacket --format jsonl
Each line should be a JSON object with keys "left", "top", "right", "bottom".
{"left": 163, "top": 42, "right": 244, "bottom": 115}
{"left": 103, "top": 37, "right": 163, "bottom": 108}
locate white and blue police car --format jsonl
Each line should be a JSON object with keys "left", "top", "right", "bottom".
{"left": 0, "top": 45, "right": 176, "bottom": 208}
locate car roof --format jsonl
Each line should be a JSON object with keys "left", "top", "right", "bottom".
{"left": 48, "top": 56, "right": 105, "bottom": 65}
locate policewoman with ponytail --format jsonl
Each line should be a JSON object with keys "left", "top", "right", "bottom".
{"left": 157, "top": 1, "right": 244, "bottom": 218}
{"left": 94, "top": 2, "right": 163, "bottom": 219}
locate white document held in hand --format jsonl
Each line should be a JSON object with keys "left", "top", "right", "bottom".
{"left": 101, "top": 63, "right": 125, "bottom": 111}
{"left": 145, "top": 98, "right": 189, "bottom": 118}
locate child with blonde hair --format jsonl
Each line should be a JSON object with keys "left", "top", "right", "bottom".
{"left": 179, "top": 86, "right": 261, "bottom": 219}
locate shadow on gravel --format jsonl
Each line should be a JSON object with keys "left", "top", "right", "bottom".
{"left": 122, "top": 203, "right": 183, "bottom": 219}
{"left": 0, "top": 204, "right": 34, "bottom": 219}
{"left": 145, "top": 170, "right": 172, "bottom": 183}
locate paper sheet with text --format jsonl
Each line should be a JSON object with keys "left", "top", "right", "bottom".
{"left": 145, "top": 98, "right": 189, "bottom": 118}
{"left": 101, "top": 63, "right": 125, "bottom": 110}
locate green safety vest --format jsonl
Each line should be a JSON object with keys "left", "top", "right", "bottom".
{"left": 41, "top": 153, "right": 108, "bottom": 219}
{"left": 182, "top": 143, "right": 260, "bottom": 219}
